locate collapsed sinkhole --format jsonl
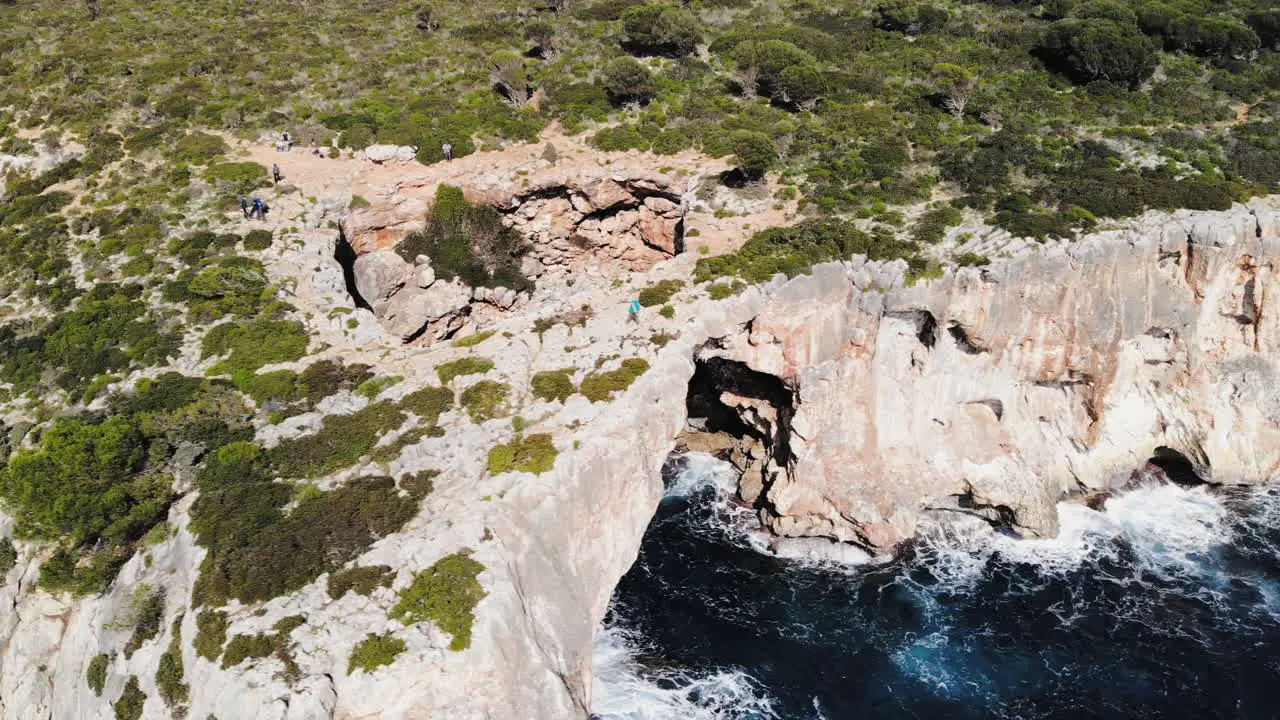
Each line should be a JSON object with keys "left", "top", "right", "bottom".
{"left": 334, "top": 229, "right": 371, "bottom": 311}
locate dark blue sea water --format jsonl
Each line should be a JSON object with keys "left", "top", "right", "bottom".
{"left": 592, "top": 454, "right": 1280, "bottom": 720}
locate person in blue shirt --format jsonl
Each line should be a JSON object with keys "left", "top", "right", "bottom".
{"left": 627, "top": 299, "right": 641, "bottom": 324}
{"left": 239, "top": 198, "right": 250, "bottom": 218}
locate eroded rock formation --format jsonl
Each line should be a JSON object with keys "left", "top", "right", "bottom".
{"left": 687, "top": 201, "right": 1280, "bottom": 551}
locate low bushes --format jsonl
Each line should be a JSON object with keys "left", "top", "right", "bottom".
{"left": 637, "top": 279, "right": 684, "bottom": 307}
{"left": 122, "top": 588, "right": 165, "bottom": 659}
{"left": 205, "top": 162, "right": 268, "bottom": 195}
{"left": 436, "top": 358, "right": 494, "bottom": 385}
{"left": 192, "top": 463, "right": 415, "bottom": 604}
{"left": 221, "top": 633, "right": 274, "bottom": 669}
{"left": 87, "top": 654, "right": 110, "bottom": 696}
{"left": 194, "top": 609, "right": 228, "bottom": 661}
{"left": 243, "top": 229, "right": 273, "bottom": 251}
{"left": 113, "top": 676, "right": 146, "bottom": 720}
{"left": 394, "top": 185, "right": 532, "bottom": 292}
{"left": 155, "top": 616, "right": 188, "bottom": 708}
{"left": 203, "top": 319, "right": 310, "bottom": 375}
{"left": 398, "top": 386, "right": 455, "bottom": 425}
{"left": 531, "top": 370, "right": 575, "bottom": 403}
{"left": 452, "top": 330, "right": 495, "bottom": 348}
{"left": 348, "top": 632, "right": 406, "bottom": 674}
{"left": 694, "top": 219, "right": 921, "bottom": 284}
{"left": 487, "top": 434, "right": 557, "bottom": 476}
{"left": 269, "top": 402, "right": 405, "bottom": 478}
{"left": 389, "top": 552, "right": 486, "bottom": 652}
{"left": 328, "top": 565, "right": 394, "bottom": 600}
{"left": 580, "top": 359, "right": 650, "bottom": 403}
{"left": 460, "top": 381, "right": 510, "bottom": 423}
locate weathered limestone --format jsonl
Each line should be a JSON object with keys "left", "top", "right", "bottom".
{"left": 2, "top": 199, "right": 1279, "bottom": 720}
{"left": 342, "top": 164, "right": 690, "bottom": 272}
{"left": 692, "top": 200, "right": 1280, "bottom": 551}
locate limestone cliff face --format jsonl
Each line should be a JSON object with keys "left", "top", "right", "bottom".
{"left": 2, "top": 199, "right": 1279, "bottom": 720}
{"left": 695, "top": 199, "right": 1280, "bottom": 551}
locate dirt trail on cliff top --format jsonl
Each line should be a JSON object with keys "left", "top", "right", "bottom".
{"left": 229, "top": 125, "right": 794, "bottom": 258}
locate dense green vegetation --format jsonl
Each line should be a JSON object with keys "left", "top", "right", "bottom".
{"left": 580, "top": 358, "right": 651, "bottom": 402}
{"left": 113, "top": 676, "right": 145, "bottom": 720}
{"left": 637, "top": 279, "right": 685, "bottom": 307}
{"left": 531, "top": 370, "right": 577, "bottom": 403}
{"left": 87, "top": 654, "right": 110, "bottom": 696}
{"left": 194, "top": 609, "right": 228, "bottom": 662}
{"left": 122, "top": 587, "right": 165, "bottom": 658}
{"left": 0, "top": 537, "right": 16, "bottom": 582}
{"left": 461, "top": 381, "right": 512, "bottom": 423}
{"left": 397, "top": 186, "right": 533, "bottom": 292}
{"left": 155, "top": 616, "right": 189, "bottom": 708}
{"left": 348, "top": 632, "right": 407, "bottom": 674}
{"left": 328, "top": 565, "right": 395, "bottom": 600}
{"left": 487, "top": 433, "right": 559, "bottom": 476}
{"left": 436, "top": 357, "right": 496, "bottom": 385}
{"left": 390, "top": 552, "right": 487, "bottom": 652}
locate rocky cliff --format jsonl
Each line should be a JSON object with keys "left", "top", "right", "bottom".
{"left": 1, "top": 156, "right": 1277, "bottom": 720}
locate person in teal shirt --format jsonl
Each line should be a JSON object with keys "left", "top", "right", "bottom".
{"left": 628, "top": 299, "right": 641, "bottom": 324}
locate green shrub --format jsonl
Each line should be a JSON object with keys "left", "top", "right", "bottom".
{"left": 269, "top": 402, "right": 406, "bottom": 478}
{"left": 486, "top": 433, "right": 558, "bottom": 476}
{"left": 394, "top": 185, "right": 531, "bottom": 292}
{"left": 460, "top": 381, "right": 510, "bottom": 423}
{"left": 637, "top": 280, "right": 684, "bottom": 308}
{"left": 299, "top": 360, "right": 374, "bottom": 404}
{"left": 234, "top": 370, "right": 301, "bottom": 406}
{"left": 650, "top": 332, "right": 677, "bottom": 348}
{"left": 531, "top": 370, "right": 575, "bottom": 403}
{"left": 155, "top": 616, "right": 188, "bottom": 708}
{"left": 204, "top": 319, "right": 310, "bottom": 376}
{"left": 451, "top": 330, "right": 495, "bottom": 348}
{"left": 349, "top": 632, "right": 407, "bottom": 674}
{"left": 356, "top": 375, "right": 403, "bottom": 400}
{"left": 911, "top": 205, "right": 964, "bottom": 244}
{"left": 243, "top": 229, "right": 274, "bottom": 251}
{"left": 192, "top": 468, "right": 415, "bottom": 604}
{"left": 172, "top": 132, "right": 228, "bottom": 165}
{"left": 707, "top": 280, "right": 746, "bottom": 300}
{"left": 658, "top": 305, "right": 675, "bottom": 319}
{"left": 436, "top": 357, "right": 495, "bottom": 385}
{"left": 273, "top": 614, "right": 306, "bottom": 635}
{"left": 87, "top": 653, "right": 110, "bottom": 696}
{"left": 194, "top": 609, "right": 228, "bottom": 662}
{"left": 694, "top": 219, "right": 920, "bottom": 284}
{"left": 0, "top": 538, "right": 16, "bottom": 582}
{"left": 205, "top": 162, "right": 268, "bottom": 195}
{"left": 400, "top": 470, "right": 439, "bottom": 501}
{"left": 955, "top": 252, "right": 991, "bottom": 267}
{"left": 389, "top": 552, "right": 486, "bottom": 651}
{"left": 113, "top": 676, "right": 145, "bottom": 720}
{"left": 328, "top": 565, "right": 395, "bottom": 600}
{"left": 371, "top": 426, "right": 437, "bottom": 463}
{"left": 123, "top": 588, "right": 165, "bottom": 659}
{"left": 221, "top": 633, "right": 274, "bottom": 669}
{"left": 580, "top": 359, "right": 650, "bottom": 403}
{"left": 1, "top": 415, "right": 171, "bottom": 552}
{"left": 621, "top": 4, "right": 701, "bottom": 57}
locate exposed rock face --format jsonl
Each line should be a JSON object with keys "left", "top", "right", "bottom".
{"left": 690, "top": 200, "right": 1280, "bottom": 551}
{"left": 2, "top": 199, "right": 1279, "bottom": 720}
{"left": 342, "top": 164, "right": 690, "bottom": 272}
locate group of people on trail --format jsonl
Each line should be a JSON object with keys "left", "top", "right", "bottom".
{"left": 240, "top": 196, "right": 267, "bottom": 220}
{"left": 275, "top": 132, "right": 292, "bottom": 152}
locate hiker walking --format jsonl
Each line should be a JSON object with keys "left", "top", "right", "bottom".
{"left": 240, "top": 197, "right": 250, "bottom": 218}
{"left": 282, "top": 131, "right": 292, "bottom": 151}
{"left": 627, "top": 299, "right": 641, "bottom": 324}
{"left": 442, "top": 142, "right": 453, "bottom": 162}
{"left": 272, "top": 163, "right": 282, "bottom": 184}
{"left": 252, "top": 197, "right": 266, "bottom": 220}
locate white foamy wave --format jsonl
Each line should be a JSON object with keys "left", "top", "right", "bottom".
{"left": 664, "top": 452, "right": 740, "bottom": 499}
{"left": 591, "top": 625, "right": 778, "bottom": 720}
{"left": 918, "top": 483, "right": 1236, "bottom": 592}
